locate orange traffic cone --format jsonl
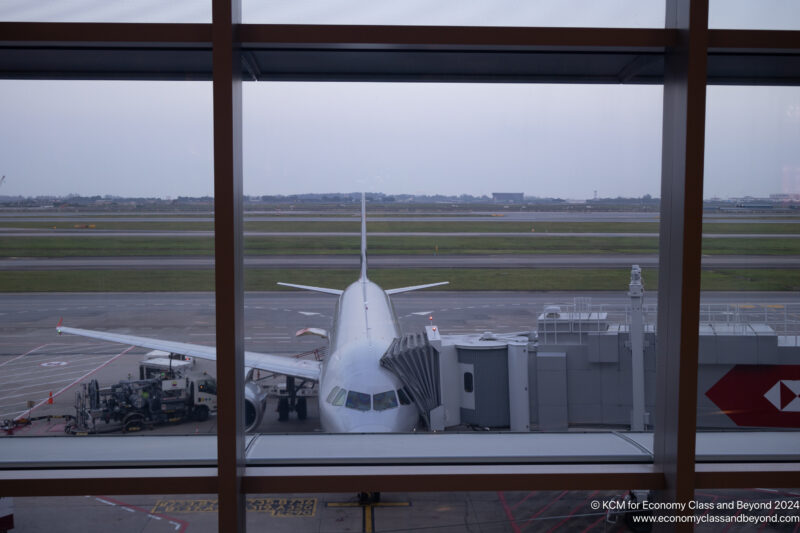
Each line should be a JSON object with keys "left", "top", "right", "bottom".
{"left": 47, "top": 392, "right": 53, "bottom": 405}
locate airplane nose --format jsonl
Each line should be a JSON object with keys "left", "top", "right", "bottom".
{"left": 350, "top": 425, "right": 393, "bottom": 433}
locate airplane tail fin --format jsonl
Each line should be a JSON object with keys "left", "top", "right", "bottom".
{"left": 360, "top": 191, "right": 368, "bottom": 281}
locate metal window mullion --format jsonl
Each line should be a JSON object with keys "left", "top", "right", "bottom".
{"left": 653, "top": 0, "right": 708, "bottom": 525}
{"left": 212, "top": 0, "right": 244, "bottom": 531}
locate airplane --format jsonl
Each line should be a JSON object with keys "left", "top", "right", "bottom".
{"left": 57, "top": 193, "right": 448, "bottom": 433}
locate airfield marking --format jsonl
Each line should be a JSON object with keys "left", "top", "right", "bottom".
{"left": 547, "top": 490, "right": 599, "bottom": 533}
{"left": 327, "top": 500, "right": 410, "bottom": 533}
{"left": 91, "top": 496, "right": 187, "bottom": 532}
{"left": 152, "top": 498, "right": 317, "bottom": 517}
{"left": 39, "top": 361, "right": 68, "bottom": 367}
{"left": 14, "top": 345, "right": 134, "bottom": 421}
{"left": 0, "top": 343, "right": 48, "bottom": 368}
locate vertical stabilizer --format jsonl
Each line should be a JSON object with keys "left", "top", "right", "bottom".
{"left": 360, "top": 192, "right": 368, "bottom": 281}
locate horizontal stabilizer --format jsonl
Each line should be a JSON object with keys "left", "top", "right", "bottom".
{"left": 385, "top": 281, "right": 449, "bottom": 295}
{"left": 295, "top": 327, "right": 329, "bottom": 339}
{"left": 277, "top": 282, "right": 343, "bottom": 295}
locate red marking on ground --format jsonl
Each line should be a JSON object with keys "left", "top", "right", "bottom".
{"left": 99, "top": 496, "right": 188, "bottom": 533}
{"left": 522, "top": 490, "right": 568, "bottom": 530}
{"left": 14, "top": 346, "right": 134, "bottom": 421}
{"left": 497, "top": 492, "right": 522, "bottom": 533}
{"left": 501, "top": 490, "right": 595, "bottom": 532}
{"left": 722, "top": 510, "right": 745, "bottom": 533}
{"left": 695, "top": 492, "right": 719, "bottom": 517}
{"left": 581, "top": 515, "right": 606, "bottom": 533}
{"left": 758, "top": 506, "right": 777, "bottom": 532}
{"left": 0, "top": 344, "right": 49, "bottom": 368}
{"left": 510, "top": 491, "right": 539, "bottom": 511}
{"left": 547, "top": 490, "right": 598, "bottom": 533}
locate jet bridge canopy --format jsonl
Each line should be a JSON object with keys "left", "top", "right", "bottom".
{"left": 380, "top": 332, "right": 440, "bottom": 429}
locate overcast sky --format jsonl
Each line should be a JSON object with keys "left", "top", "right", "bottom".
{"left": 0, "top": 2, "right": 798, "bottom": 200}
{"left": 1, "top": 0, "right": 798, "bottom": 29}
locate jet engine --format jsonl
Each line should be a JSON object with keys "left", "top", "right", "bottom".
{"left": 244, "top": 381, "right": 268, "bottom": 432}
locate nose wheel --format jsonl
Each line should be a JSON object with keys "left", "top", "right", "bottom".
{"left": 277, "top": 376, "right": 309, "bottom": 421}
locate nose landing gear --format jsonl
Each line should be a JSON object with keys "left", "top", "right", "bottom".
{"left": 276, "top": 376, "right": 309, "bottom": 421}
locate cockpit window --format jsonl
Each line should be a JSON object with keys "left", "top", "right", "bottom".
{"left": 397, "top": 388, "right": 411, "bottom": 406}
{"left": 326, "top": 386, "right": 341, "bottom": 404}
{"left": 373, "top": 390, "right": 399, "bottom": 411}
{"left": 345, "top": 390, "right": 371, "bottom": 411}
{"left": 331, "top": 388, "right": 347, "bottom": 406}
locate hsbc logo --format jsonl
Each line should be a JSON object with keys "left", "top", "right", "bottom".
{"left": 764, "top": 380, "right": 800, "bottom": 412}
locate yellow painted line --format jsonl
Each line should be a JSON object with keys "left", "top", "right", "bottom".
{"left": 375, "top": 502, "right": 411, "bottom": 507}
{"left": 152, "top": 498, "right": 316, "bottom": 517}
{"left": 766, "top": 305, "right": 785, "bottom": 309}
{"left": 365, "top": 504, "right": 373, "bottom": 533}
{"left": 326, "top": 500, "right": 411, "bottom": 533}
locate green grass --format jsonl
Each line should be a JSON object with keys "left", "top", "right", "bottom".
{"left": 699, "top": 269, "right": 800, "bottom": 291}
{"left": 6, "top": 219, "right": 799, "bottom": 235}
{"left": 6, "top": 235, "right": 800, "bottom": 258}
{"left": 0, "top": 237, "right": 215, "bottom": 257}
{"left": 2, "top": 268, "right": 797, "bottom": 292}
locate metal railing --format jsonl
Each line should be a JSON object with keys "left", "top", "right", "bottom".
{"left": 536, "top": 299, "right": 800, "bottom": 345}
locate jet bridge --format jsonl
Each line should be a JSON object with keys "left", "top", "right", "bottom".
{"left": 380, "top": 332, "right": 441, "bottom": 429}
{"left": 384, "top": 266, "right": 800, "bottom": 433}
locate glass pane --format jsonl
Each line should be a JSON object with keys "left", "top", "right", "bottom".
{"left": 699, "top": 86, "right": 800, "bottom": 453}
{"left": 243, "top": 490, "right": 645, "bottom": 531}
{"left": 242, "top": 81, "right": 663, "bottom": 455}
{"left": 345, "top": 390, "right": 371, "bottom": 412}
{"left": 0, "top": 80, "right": 215, "bottom": 462}
{"left": 372, "top": 390, "right": 398, "bottom": 411}
{"left": 0, "top": 1, "right": 210, "bottom": 23}
{"left": 10, "top": 495, "right": 217, "bottom": 532}
{"left": 244, "top": 0, "right": 666, "bottom": 28}
{"left": 710, "top": 0, "right": 800, "bottom": 30}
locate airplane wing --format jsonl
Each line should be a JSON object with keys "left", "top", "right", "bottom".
{"left": 57, "top": 325, "right": 321, "bottom": 381}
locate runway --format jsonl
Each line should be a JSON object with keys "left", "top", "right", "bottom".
{"left": 3, "top": 210, "right": 799, "bottom": 223}
{"left": 2, "top": 228, "right": 797, "bottom": 239}
{"left": 2, "top": 254, "right": 799, "bottom": 270}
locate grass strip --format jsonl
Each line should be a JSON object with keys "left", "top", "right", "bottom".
{"left": 5, "top": 235, "right": 800, "bottom": 257}
{"left": 2, "top": 268, "right": 797, "bottom": 292}
{"left": 5, "top": 220, "right": 798, "bottom": 234}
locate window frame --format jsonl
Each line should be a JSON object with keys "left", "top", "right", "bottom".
{"left": 1, "top": 2, "right": 799, "bottom": 531}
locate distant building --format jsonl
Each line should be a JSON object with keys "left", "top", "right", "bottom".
{"left": 491, "top": 192, "right": 524, "bottom": 203}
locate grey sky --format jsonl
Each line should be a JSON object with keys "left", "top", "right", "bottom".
{"left": 1, "top": 0, "right": 799, "bottom": 30}
{"left": 0, "top": 2, "right": 798, "bottom": 200}
{"left": 1, "top": 80, "right": 798, "bottom": 200}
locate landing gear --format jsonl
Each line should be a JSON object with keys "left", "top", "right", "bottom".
{"left": 276, "top": 376, "right": 311, "bottom": 422}
{"left": 277, "top": 397, "right": 290, "bottom": 421}
{"left": 296, "top": 397, "right": 307, "bottom": 420}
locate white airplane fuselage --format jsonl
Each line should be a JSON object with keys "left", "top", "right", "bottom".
{"left": 317, "top": 278, "right": 418, "bottom": 433}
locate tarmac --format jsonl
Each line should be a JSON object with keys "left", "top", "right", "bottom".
{"left": 3, "top": 291, "right": 799, "bottom": 531}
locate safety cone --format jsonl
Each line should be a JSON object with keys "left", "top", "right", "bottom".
{"left": 47, "top": 392, "right": 53, "bottom": 405}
